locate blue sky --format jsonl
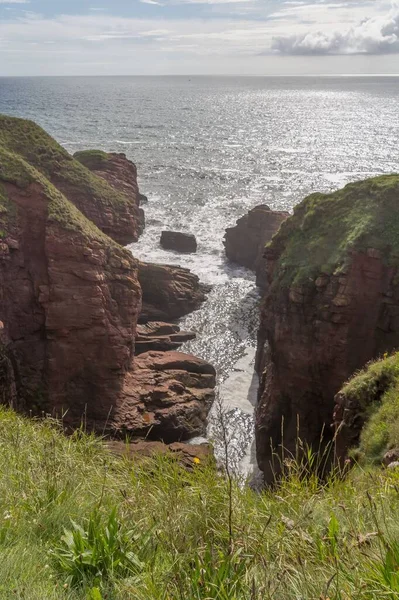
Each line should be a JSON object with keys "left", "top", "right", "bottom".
{"left": 0, "top": 0, "right": 398, "bottom": 75}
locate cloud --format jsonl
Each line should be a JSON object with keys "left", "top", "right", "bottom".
{"left": 272, "top": 5, "right": 399, "bottom": 54}
{"left": 0, "top": 0, "right": 29, "bottom": 3}
{"left": 140, "top": 0, "right": 165, "bottom": 5}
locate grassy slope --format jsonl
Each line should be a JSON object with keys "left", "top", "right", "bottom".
{"left": 2, "top": 406, "right": 399, "bottom": 600}
{"left": 73, "top": 150, "right": 110, "bottom": 171}
{"left": 341, "top": 352, "right": 399, "bottom": 464}
{"left": 0, "top": 115, "right": 131, "bottom": 213}
{"left": 0, "top": 144, "right": 118, "bottom": 245}
{"left": 268, "top": 174, "right": 399, "bottom": 287}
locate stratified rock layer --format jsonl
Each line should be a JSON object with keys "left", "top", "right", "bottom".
{"left": 0, "top": 117, "right": 215, "bottom": 440}
{"left": 224, "top": 205, "right": 289, "bottom": 287}
{"left": 255, "top": 175, "right": 399, "bottom": 481}
{"left": 0, "top": 117, "right": 143, "bottom": 245}
{"left": 74, "top": 150, "right": 145, "bottom": 237}
{"left": 135, "top": 322, "right": 196, "bottom": 354}
{"left": 138, "top": 261, "right": 209, "bottom": 322}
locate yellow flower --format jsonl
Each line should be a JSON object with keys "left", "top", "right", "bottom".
{"left": 193, "top": 457, "right": 201, "bottom": 465}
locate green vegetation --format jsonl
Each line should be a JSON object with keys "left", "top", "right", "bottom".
{"left": 0, "top": 115, "right": 131, "bottom": 213}
{"left": 74, "top": 150, "right": 110, "bottom": 171}
{"left": 1, "top": 406, "right": 399, "bottom": 599}
{"left": 342, "top": 352, "right": 399, "bottom": 463}
{"left": 268, "top": 174, "right": 399, "bottom": 286}
{"left": 0, "top": 144, "right": 117, "bottom": 245}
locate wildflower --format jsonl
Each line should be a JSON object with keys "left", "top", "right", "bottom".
{"left": 193, "top": 457, "right": 201, "bottom": 465}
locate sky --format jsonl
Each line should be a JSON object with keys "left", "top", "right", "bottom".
{"left": 0, "top": 0, "right": 398, "bottom": 75}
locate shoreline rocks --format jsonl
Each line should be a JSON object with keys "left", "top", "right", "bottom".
{"left": 224, "top": 205, "right": 289, "bottom": 288}
{"left": 135, "top": 322, "right": 196, "bottom": 354}
{"left": 160, "top": 231, "right": 197, "bottom": 254}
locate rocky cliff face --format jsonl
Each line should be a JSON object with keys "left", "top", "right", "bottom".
{"left": 0, "top": 117, "right": 215, "bottom": 440}
{"left": 224, "top": 205, "right": 289, "bottom": 287}
{"left": 0, "top": 117, "right": 143, "bottom": 245}
{"left": 255, "top": 175, "right": 399, "bottom": 481}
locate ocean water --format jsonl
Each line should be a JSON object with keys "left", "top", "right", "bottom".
{"left": 1, "top": 76, "right": 399, "bottom": 470}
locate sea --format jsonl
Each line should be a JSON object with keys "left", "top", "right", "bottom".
{"left": 1, "top": 75, "right": 399, "bottom": 473}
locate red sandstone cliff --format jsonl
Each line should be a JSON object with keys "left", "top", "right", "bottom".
{"left": 255, "top": 176, "right": 399, "bottom": 481}
{"left": 0, "top": 118, "right": 215, "bottom": 441}
{"left": 224, "top": 205, "right": 289, "bottom": 287}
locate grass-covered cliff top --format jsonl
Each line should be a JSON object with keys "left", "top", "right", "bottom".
{"left": 269, "top": 174, "right": 399, "bottom": 286}
{"left": 0, "top": 115, "right": 131, "bottom": 211}
{"left": 73, "top": 149, "right": 110, "bottom": 171}
{"left": 0, "top": 144, "right": 118, "bottom": 245}
{"left": 3, "top": 405, "right": 399, "bottom": 599}
{"left": 341, "top": 352, "right": 399, "bottom": 464}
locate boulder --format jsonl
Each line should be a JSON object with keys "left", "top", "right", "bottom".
{"left": 135, "top": 321, "right": 196, "bottom": 354}
{"left": 138, "top": 261, "right": 209, "bottom": 322}
{"left": 224, "top": 205, "right": 289, "bottom": 288}
{"left": 255, "top": 175, "right": 399, "bottom": 481}
{"left": 160, "top": 231, "right": 197, "bottom": 254}
{"left": 112, "top": 351, "right": 216, "bottom": 442}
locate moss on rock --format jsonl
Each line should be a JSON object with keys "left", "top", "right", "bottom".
{"left": 268, "top": 174, "right": 399, "bottom": 287}
{"left": 73, "top": 149, "right": 110, "bottom": 170}
{"left": 0, "top": 115, "right": 131, "bottom": 213}
{"left": 341, "top": 353, "right": 399, "bottom": 463}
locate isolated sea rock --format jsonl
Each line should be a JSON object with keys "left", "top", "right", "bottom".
{"left": 224, "top": 204, "right": 289, "bottom": 287}
{"left": 0, "top": 116, "right": 142, "bottom": 245}
{"left": 160, "top": 230, "right": 197, "bottom": 254}
{"left": 74, "top": 150, "right": 145, "bottom": 236}
{"left": 112, "top": 351, "right": 216, "bottom": 441}
{"left": 135, "top": 322, "right": 196, "bottom": 354}
{"left": 255, "top": 175, "right": 399, "bottom": 481}
{"left": 138, "top": 261, "right": 209, "bottom": 322}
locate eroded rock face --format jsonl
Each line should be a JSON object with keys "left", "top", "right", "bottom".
{"left": 112, "top": 351, "right": 216, "bottom": 442}
{"left": 255, "top": 175, "right": 399, "bottom": 481}
{"left": 0, "top": 179, "right": 141, "bottom": 426}
{"left": 224, "top": 205, "right": 289, "bottom": 288}
{"left": 135, "top": 322, "right": 196, "bottom": 354}
{"left": 160, "top": 231, "right": 197, "bottom": 254}
{"left": 138, "top": 261, "right": 209, "bottom": 322}
{"left": 74, "top": 150, "right": 145, "bottom": 238}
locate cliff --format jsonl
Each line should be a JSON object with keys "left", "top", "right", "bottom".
{"left": 0, "top": 116, "right": 143, "bottom": 244}
{"left": 224, "top": 204, "right": 289, "bottom": 287}
{"left": 334, "top": 352, "right": 399, "bottom": 464}
{"left": 0, "top": 117, "right": 215, "bottom": 440}
{"left": 255, "top": 174, "right": 399, "bottom": 481}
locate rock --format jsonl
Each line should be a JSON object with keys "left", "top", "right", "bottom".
{"left": 383, "top": 449, "right": 399, "bottom": 467}
{"left": 255, "top": 174, "right": 399, "bottom": 481}
{"left": 112, "top": 351, "right": 216, "bottom": 442}
{"left": 138, "top": 261, "right": 209, "bottom": 322}
{"left": 74, "top": 150, "right": 145, "bottom": 237}
{"left": 0, "top": 116, "right": 216, "bottom": 446}
{"left": 224, "top": 205, "right": 289, "bottom": 288}
{"left": 106, "top": 439, "right": 213, "bottom": 469}
{"left": 135, "top": 321, "right": 196, "bottom": 354}
{"left": 160, "top": 231, "right": 197, "bottom": 254}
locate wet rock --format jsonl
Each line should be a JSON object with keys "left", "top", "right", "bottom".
{"left": 160, "top": 231, "right": 197, "bottom": 254}
{"left": 135, "top": 321, "right": 196, "bottom": 354}
{"left": 138, "top": 261, "right": 209, "bottom": 322}
{"left": 224, "top": 205, "right": 289, "bottom": 288}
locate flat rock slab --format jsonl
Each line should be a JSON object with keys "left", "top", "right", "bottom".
{"left": 160, "top": 231, "right": 197, "bottom": 253}
{"left": 106, "top": 439, "right": 213, "bottom": 469}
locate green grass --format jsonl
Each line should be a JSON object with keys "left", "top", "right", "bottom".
{"left": 268, "top": 174, "right": 399, "bottom": 287}
{"left": 2, "top": 406, "right": 399, "bottom": 599}
{"left": 341, "top": 352, "right": 399, "bottom": 464}
{"left": 0, "top": 144, "right": 118, "bottom": 245}
{"left": 74, "top": 150, "right": 110, "bottom": 171}
{"left": 0, "top": 115, "right": 132, "bottom": 216}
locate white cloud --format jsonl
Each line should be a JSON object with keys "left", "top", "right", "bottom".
{"left": 272, "top": 5, "right": 399, "bottom": 54}
{"left": 0, "top": 0, "right": 29, "bottom": 3}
